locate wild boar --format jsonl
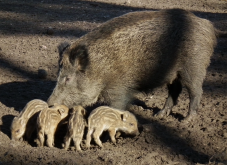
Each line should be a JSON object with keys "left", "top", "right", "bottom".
{"left": 85, "top": 106, "right": 139, "bottom": 148}
{"left": 35, "top": 104, "right": 69, "bottom": 147}
{"left": 62, "top": 105, "right": 87, "bottom": 151}
{"left": 11, "top": 99, "right": 48, "bottom": 141}
{"left": 47, "top": 9, "right": 227, "bottom": 122}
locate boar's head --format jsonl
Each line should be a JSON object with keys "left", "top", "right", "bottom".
{"left": 47, "top": 43, "right": 102, "bottom": 108}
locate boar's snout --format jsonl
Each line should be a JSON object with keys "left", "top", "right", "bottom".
{"left": 47, "top": 93, "right": 65, "bottom": 107}
{"left": 47, "top": 97, "right": 56, "bottom": 107}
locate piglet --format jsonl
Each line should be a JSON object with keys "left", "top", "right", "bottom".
{"left": 86, "top": 106, "right": 139, "bottom": 148}
{"left": 11, "top": 99, "right": 48, "bottom": 141}
{"left": 62, "top": 105, "right": 87, "bottom": 151}
{"left": 35, "top": 104, "right": 69, "bottom": 147}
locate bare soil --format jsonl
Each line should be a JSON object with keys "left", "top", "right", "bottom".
{"left": 0, "top": 0, "right": 227, "bottom": 165}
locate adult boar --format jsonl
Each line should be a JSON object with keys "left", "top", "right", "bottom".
{"left": 48, "top": 9, "right": 227, "bottom": 122}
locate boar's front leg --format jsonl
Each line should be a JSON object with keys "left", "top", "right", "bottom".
{"left": 108, "top": 88, "right": 134, "bottom": 110}
{"left": 155, "top": 78, "right": 182, "bottom": 118}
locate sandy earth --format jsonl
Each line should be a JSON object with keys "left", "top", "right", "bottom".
{"left": 0, "top": 0, "right": 227, "bottom": 164}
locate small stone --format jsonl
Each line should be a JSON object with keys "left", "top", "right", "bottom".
{"left": 223, "top": 132, "right": 227, "bottom": 138}
{"left": 40, "top": 45, "right": 47, "bottom": 49}
{"left": 38, "top": 69, "right": 47, "bottom": 79}
{"left": 46, "top": 27, "right": 54, "bottom": 35}
{"left": 142, "top": 123, "right": 154, "bottom": 133}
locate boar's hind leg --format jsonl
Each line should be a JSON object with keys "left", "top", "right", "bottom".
{"left": 155, "top": 78, "right": 182, "bottom": 118}
{"left": 182, "top": 68, "right": 205, "bottom": 122}
{"left": 184, "top": 83, "right": 202, "bottom": 122}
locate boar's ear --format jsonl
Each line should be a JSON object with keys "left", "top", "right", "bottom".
{"left": 58, "top": 42, "right": 70, "bottom": 55}
{"left": 58, "top": 42, "right": 70, "bottom": 67}
{"left": 121, "top": 112, "right": 129, "bottom": 122}
{"left": 69, "top": 45, "right": 89, "bottom": 72}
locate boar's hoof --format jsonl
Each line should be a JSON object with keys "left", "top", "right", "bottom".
{"left": 183, "top": 112, "right": 197, "bottom": 124}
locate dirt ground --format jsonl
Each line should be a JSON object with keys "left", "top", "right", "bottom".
{"left": 0, "top": 0, "right": 227, "bottom": 164}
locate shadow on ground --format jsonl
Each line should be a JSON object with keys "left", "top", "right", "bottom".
{"left": 0, "top": 80, "right": 55, "bottom": 111}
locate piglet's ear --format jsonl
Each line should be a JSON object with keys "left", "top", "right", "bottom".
{"left": 13, "top": 116, "right": 18, "bottom": 121}
{"left": 121, "top": 112, "right": 129, "bottom": 122}
{"left": 20, "top": 119, "right": 26, "bottom": 127}
{"left": 69, "top": 45, "right": 89, "bottom": 72}
{"left": 81, "top": 108, "right": 86, "bottom": 116}
{"left": 58, "top": 108, "right": 65, "bottom": 115}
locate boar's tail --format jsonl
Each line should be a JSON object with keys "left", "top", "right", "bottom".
{"left": 215, "top": 29, "right": 227, "bottom": 38}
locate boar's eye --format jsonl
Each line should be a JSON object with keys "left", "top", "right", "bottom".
{"left": 15, "top": 129, "right": 20, "bottom": 133}
{"left": 129, "top": 123, "right": 134, "bottom": 126}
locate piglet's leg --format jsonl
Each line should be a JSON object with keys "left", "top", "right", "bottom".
{"left": 108, "top": 128, "right": 117, "bottom": 144}
{"left": 93, "top": 128, "right": 103, "bottom": 148}
{"left": 63, "top": 136, "right": 71, "bottom": 150}
{"left": 46, "top": 133, "right": 54, "bottom": 147}
{"left": 73, "top": 137, "right": 82, "bottom": 151}
{"left": 85, "top": 129, "right": 93, "bottom": 148}
{"left": 37, "top": 130, "right": 45, "bottom": 147}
